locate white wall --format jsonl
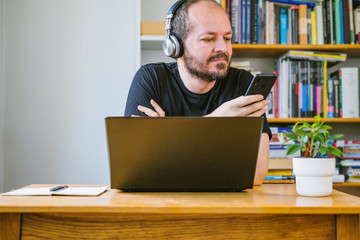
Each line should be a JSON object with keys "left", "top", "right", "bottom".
{"left": 0, "top": 0, "right": 4, "bottom": 192}
{"left": 2, "top": 0, "right": 138, "bottom": 192}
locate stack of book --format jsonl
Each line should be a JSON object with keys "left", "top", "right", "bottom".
{"left": 268, "top": 50, "right": 349, "bottom": 118}
{"left": 269, "top": 127, "right": 301, "bottom": 158}
{"left": 222, "top": 0, "right": 360, "bottom": 45}
{"left": 266, "top": 127, "right": 297, "bottom": 183}
{"left": 340, "top": 159, "right": 360, "bottom": 182}
{"left": 265, "top": 158, "right": 295, "bottom": 183}
{"left": 337, "top": 140, "right": 360, "bottom": 182}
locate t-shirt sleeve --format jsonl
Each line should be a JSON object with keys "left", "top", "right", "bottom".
{"left": 261, "top": 113, "right": 272, "bottom": 140}
{"left": 124, "top": 66, "right": 159, "bottom": 117}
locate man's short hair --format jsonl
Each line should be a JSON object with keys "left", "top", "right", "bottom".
{"left": 171, "top": 0, "right": 223, "bottom": 43}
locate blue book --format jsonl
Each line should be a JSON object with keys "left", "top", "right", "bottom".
{"left": 280, "top": 8, "right": 288, "bottom": 44}
{"left": 269, "top": 0, "right": 315, "bottom": 7}
{"left": 265, "top": 175, "right": 295, "bottom": 180}
{"left": 241, "top": 0, "right": 247, "bottom": 44}
{"left": 246, "top": 0, "right": 251, "bottom": 44}
{"left": 339, "top": 0, "right": 345, "bottom": 44}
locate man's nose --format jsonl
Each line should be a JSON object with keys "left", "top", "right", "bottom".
{"left": 214, "top": 38, "right": 229, "bottom": 52}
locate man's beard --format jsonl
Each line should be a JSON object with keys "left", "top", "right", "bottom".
{"left": 184, "top": 51, "right": 230, "bottom": 82}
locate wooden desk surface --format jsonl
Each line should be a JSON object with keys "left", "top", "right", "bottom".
{"left": 1, "top": 184, "right": 359, "bottom": 214}
{"left": 1, "top": 184, "right": 359, "bottom": 240}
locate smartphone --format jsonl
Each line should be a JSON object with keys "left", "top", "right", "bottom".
{"left": 244, "top": 73, "right": 277, "bottom": 99}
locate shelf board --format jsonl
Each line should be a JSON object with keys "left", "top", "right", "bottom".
{"left": 141, "top": 35, "right": 164, "bottom": 50}
{"left": 268, "top": 118, "right": 360, "bottom": 123}
{"left": 139, "top": 39, "right": 360, "bottom": 57}
{"left": 333, "top": 182, "right": 360, "bottom": 187}
{"left": 232, "top": 44, "right": 360, "bottom": 58}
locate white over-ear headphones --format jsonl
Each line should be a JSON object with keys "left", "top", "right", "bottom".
{"left": 163, "top": 0, "right": 186, "bottom": 58}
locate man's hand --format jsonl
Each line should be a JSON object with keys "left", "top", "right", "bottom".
{"left": 207, "top": 95, "right": 269, "bottom": 117}
{"left": 134, "top": 99, "right": 165, "bottom": 117}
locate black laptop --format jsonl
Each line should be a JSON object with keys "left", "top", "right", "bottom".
{"left": 106, "top": 117, "right": 264, "bottom": 192}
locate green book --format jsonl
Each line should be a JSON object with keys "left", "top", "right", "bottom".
{"left": 334, "top": 0, "right": 341, "bottom": 44}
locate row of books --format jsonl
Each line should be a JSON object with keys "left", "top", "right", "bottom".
{"left": 223, "top": 0, "right": 360, "bottom": 45}
{"left": 328, "top": 67, "right": 360, "bottom": 118}
{"left": 267, "top": 50, "right": 360, "bottom": 118}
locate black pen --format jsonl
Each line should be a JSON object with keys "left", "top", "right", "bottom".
{"left": 50, "top": 185, "right": 68, "bottom": 192}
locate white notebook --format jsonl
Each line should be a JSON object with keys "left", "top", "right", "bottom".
{"left": 2, "top": 186, "right": 107, "bottom": 196}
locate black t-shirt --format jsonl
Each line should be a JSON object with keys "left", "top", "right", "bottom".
{"left": 124, "top": 62, "right": 272, "bottom": 139}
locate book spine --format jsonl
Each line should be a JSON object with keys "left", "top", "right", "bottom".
{"left": 280, "top": 7, "right": 288, "bottom": 44}
{"left": 333, "top": 73, "right": 340, "bottom": 118}
{"left": 339, "top": 0, "right": 345, "bottom": 44}
{"left": 316, "top": 3, "right": 324, "bottom": 44}
{"left": 335, "top": 0, "right": 341, "bottom": 44}
{"left": 250, "top": 0, "right": 258, "bottom": 43}
{"left": 307, "top": 7, "right": 312, "bottom": 44}
{"left": 355, "top": 7, "right": 360, "bottom": 43}
{"left": 322, "top": 1, "right": 328, "bottom": 44}
{"left": 311, "top": 10, "right": 317, "bottom": 44}
{"left": 321, "top": 61, "right": 328, "bottom": 118}
{"left": 342, "top": 0, "right": 350, "bottom": 43}
{"left": 231, "top": 0, "right": 239, "bottom": 43}
{"left": 265, "top": 0, "right": 270, "bottom": 44}
{"left": 298, "top": 4, "right": 308, "bottom": 45}
{"left": 246, "top": 0, "right": 251, "bottom": 43}
{"left": 349, "top": 0, "right": 354, "bottom": 44}
{"left": 327, "top": 77, "right": 335, "bottom": 118}
{"left": 241, "top": 0, "right": 247, "bottom": 44}
{"left": 328, "top": 0, "right": 334, "bottom": 44}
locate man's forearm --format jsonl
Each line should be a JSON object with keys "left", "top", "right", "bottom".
{"left": 253, "top": 133, "right": 270, "bottom": 185}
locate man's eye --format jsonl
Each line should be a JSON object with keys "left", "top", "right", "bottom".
{"left": 225, "top": 37, "right": 232, "bottom": 41}
{"left": 203, "top": 38, "right": 214, "bottom": 42}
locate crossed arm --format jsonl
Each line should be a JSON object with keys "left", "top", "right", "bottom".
{"left": 134, "top": 94, "right": 270, "bottom": 185}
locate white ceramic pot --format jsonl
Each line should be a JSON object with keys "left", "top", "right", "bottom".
{"left": 293, "top": 157, "right": 335, "bottom": 197}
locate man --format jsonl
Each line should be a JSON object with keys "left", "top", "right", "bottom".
{"left": 124, "top": 0, "right": 271, "bottom": 185}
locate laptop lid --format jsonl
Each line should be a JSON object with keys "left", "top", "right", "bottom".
{"left": 106, "top": 117, "right": 264, "bottom": 192}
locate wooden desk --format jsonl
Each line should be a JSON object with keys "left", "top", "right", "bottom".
{"left": 0, "top": 184, "right": 359, "bottom": 240}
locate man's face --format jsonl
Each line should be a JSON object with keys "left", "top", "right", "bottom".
{"left": 182, "top": 2, "right": 233, "bottom": 82}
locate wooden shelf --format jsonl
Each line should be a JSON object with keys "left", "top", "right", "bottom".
{"left": 333, "top": 182, "right": 360, "bottom": 187}
{"left": 268, "top": 118, "right": 360, "bottom": 123}
{"left": 232, "top": 44, "right": 360, "bottom": 58}
{"left": 139, "top": 39, "right": 360, "bottom": 56}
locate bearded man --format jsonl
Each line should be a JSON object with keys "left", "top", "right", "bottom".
{"left": 124, "top": 0, "right": 271, "bottom": 185}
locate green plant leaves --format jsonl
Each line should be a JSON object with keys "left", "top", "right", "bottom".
{"left": 286, "top": 144, "right": 301, "bottom": 155}
{"left": 278, "top": 115, "right": 344, "bottom": 158}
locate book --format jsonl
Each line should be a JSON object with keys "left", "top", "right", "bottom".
{"left": 3, "top": 186, "right": 108, "bottom": 196}
{"left": 335, "top": 0, "right": 342, "bottom": 44}
{"left": 279, "top": 50, "right": 347, "bottom": 62}
{"left": 268, "top": 169, "right": 293, "bottom": 175}
{"left": 265, "top": 175, "right": 295, "bottom": 180}
{"left": 311, "top": 9, "right": 317, "bottom": 44}
{"left": 339, "top": 68, "right": 359, "bottom": 118}
{"left": 315, "top": 2, "right": 324, "bottom": 44}
{"left": 280, "top": 7, "right": 288, "bottom": 44}
{"left": 269, "top": 158, "right": 293, "bottom": 169}
{"left": 298, "top": 4, "right": 308, "bottom": 44}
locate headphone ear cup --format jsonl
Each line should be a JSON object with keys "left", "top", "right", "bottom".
{"left": 163, "top": 35, "right": 175, "bottom": 57}
{"left": 163, "top": 33, "right": 183, "bottom": 58}
{"left": 171, "top": 33, "right": 184, "bottom": 58}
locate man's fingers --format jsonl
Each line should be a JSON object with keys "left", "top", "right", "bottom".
{"left": 137, "top": 105, "right": 159, "bottom": 117}
{"left": 232, "top": 95, "right": 264, "bottom": 107}
{"left": 150, "top": 99, "right": 165, "bottom": 117}
{"left": 247, "top": 107, "right": 268, "bottom": 117}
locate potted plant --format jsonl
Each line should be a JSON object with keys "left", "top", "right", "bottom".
{"left": 280, "top": 115, "right": 344, "bottom": 197}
